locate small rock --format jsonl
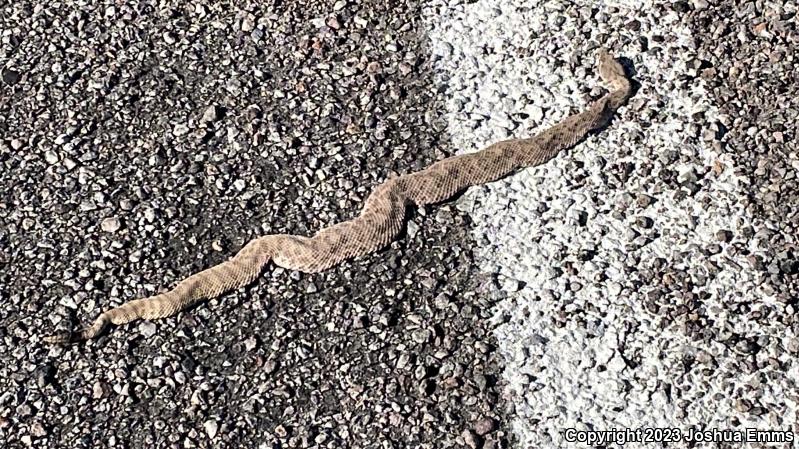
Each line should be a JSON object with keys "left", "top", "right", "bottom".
{"left": 63, "top": 157, "right": 77, "bottom": 170}
{"left": 2, "top": 68, "right": 20, "bottom": 86}
{"left": 474, "top": 373, "right": 487, "bottom": 391}
{"left": 173, "top": 123, "right": 190, "bottom": 136}
{"left": 241, "top": 14, "right": 255, "bottom": 32}
{"left": 736, "top": 339, "right": 759, "bottom": 354}
{"left": 625, "top": 20, "right": 641, "bottom": 31}
{"left": 138, "top": 321, "right": 157, "bottom": 338}
{"left": 120, "top": 199, "right": 135, "bottom": 211}
{"left": 715, "top": 229, "right": 733, "bottom": 242}
{"left": 636, "top": 194, "right": 655, "bottom": 208}
{"left": 735, "top": 398, "right": 752, "bottom": 412}
{"left": 529, "top": 105, "right": 544, "bottom": 122}
{"left": 244, "top": 336, "right": 258, "bottom": 351}
{"left": 274, "top": 424, "right": 289, "bottom": 438}
{"left": 678, "top": 168, "right": 698, "bottom": 183}
{"left": 163, "top": 31, "right": 176, "bottom": 45}
{"left": 30, "top": 422, "right": 47, "bottom": 438}
{"left": 35, "top": 364, "right": 55, "bottom": 388}
{"left": 407, "top": 220, "right": 420, "bottom": 238}
{"left": 203, "top": 419, "right": 218, "bottom": 439}
{"left": 202, "top": 105, "right": 220, "bottom": 123}
{"left": 54, "top": 133, "right": 71, "bottom": 145}
{"left": 461, "top": 429, "right": 479, "bottom": 449}
{"left": 398, "top": 62, "right": 413, "bottom": 76}
{"left": 326, "top": 16, "right": 341, "bottom": 30}
{"left": 499, "top": 276, "right": 521, "bottom": 292}
{"left": 101, "top": 217, "right": 122, "bottom": 232}
{"left": 411, "top": 328, "right": 430, "bottom": 344}
{"left": 635, "top": 216, "right": 654, "bottom": 228}
{"left": 174, "top": 371, "right": 186, "bottom": 384}
{"left": 474, "top": 417, "right": 497, "bottom": 436}
{"left": 414, "top": 364, "right": 427, "bottom": 380}
{"left": 92, "top": 380, "right": 109, "bottom": 399}
{"left": 143, "top": 207, "right": 156, "bottom": 222}
{"left": 434, "top": 293, "right": 451, "bottom": 309}
{"left": 44, "top": 151, "right": 59, "bottom": 164}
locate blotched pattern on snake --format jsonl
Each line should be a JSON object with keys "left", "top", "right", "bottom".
{"left": 45, "top": 49, "right": 632, "bottom": 344}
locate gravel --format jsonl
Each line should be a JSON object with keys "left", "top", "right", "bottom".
{"left": 0, "top": 1, "right": 509, "bottom": 448}
{"left": 2, "top": 0, "right": 796, "bottom": 448}
{"left": 424, "top": 0, "right": 796, "bottom": 446}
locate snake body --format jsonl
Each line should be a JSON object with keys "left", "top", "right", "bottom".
{"left": 45, "top": 50, "right": 632, "bottom": 344}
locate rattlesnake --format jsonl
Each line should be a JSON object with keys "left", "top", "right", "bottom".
{"left": 45, "top": 49, "right": 632, "bottom": 344}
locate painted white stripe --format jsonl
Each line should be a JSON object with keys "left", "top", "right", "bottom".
{"left": 423, "top": 0, "right": 793, "bottom": 446}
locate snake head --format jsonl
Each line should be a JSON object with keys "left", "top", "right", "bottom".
{"left": 597, "top": 49, "right": 627, "bottom": 86}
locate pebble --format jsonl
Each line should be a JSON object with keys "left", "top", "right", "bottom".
{"left": 203, "top": 420, "right": 218, "bottom": 439}
{"left": 498, "top": 276, "right": 521, "bottom": 292}
{"left": 202, "top": 105, "right": 220, "bottom": 123}
{"left": 44, "top": 150, "right": 59, "bottom": 164}
{"left": 138, "top": 321, "right": 157, "bottom": 338}
{"left": 461, "top": 429, "right": 479, "bottom": 449}
{"left": 101, "top": 217, "right": 122, "bottom": 232}
{"left": 2, "top": 68, "right": 21, "bottom": 85}
{"left": 244, "top": 336, "right": 258, "bottom": 351}
{"left": 407, "top": 220, "right": 420, "bottom": 238}
{"left": 411, "top": 328, "right": 430, "bottom": 344}
{"left": 474, "top": 417, "right": 497, "bottom": 435}
{"left": 173, "top": 123, "right": 190, "bottom": 136}
{"left": 93, "top": 381, "right": 109, "bottom": 399}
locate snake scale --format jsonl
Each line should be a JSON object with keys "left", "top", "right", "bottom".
{"left": 44, "top": 49, "right": 632, "bottom": 344}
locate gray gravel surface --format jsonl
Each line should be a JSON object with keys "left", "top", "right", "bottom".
{"left": 1, "top": 1, "right": 510, "bottom": 448}
{"left": 2, "top": 0, "right": 797, "bottom": 448}
{"left": 688, "top": 0, "right": 798, "bottom": 302}
{"left": 424, "top": 0, "right": 797, "bottom": 446}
